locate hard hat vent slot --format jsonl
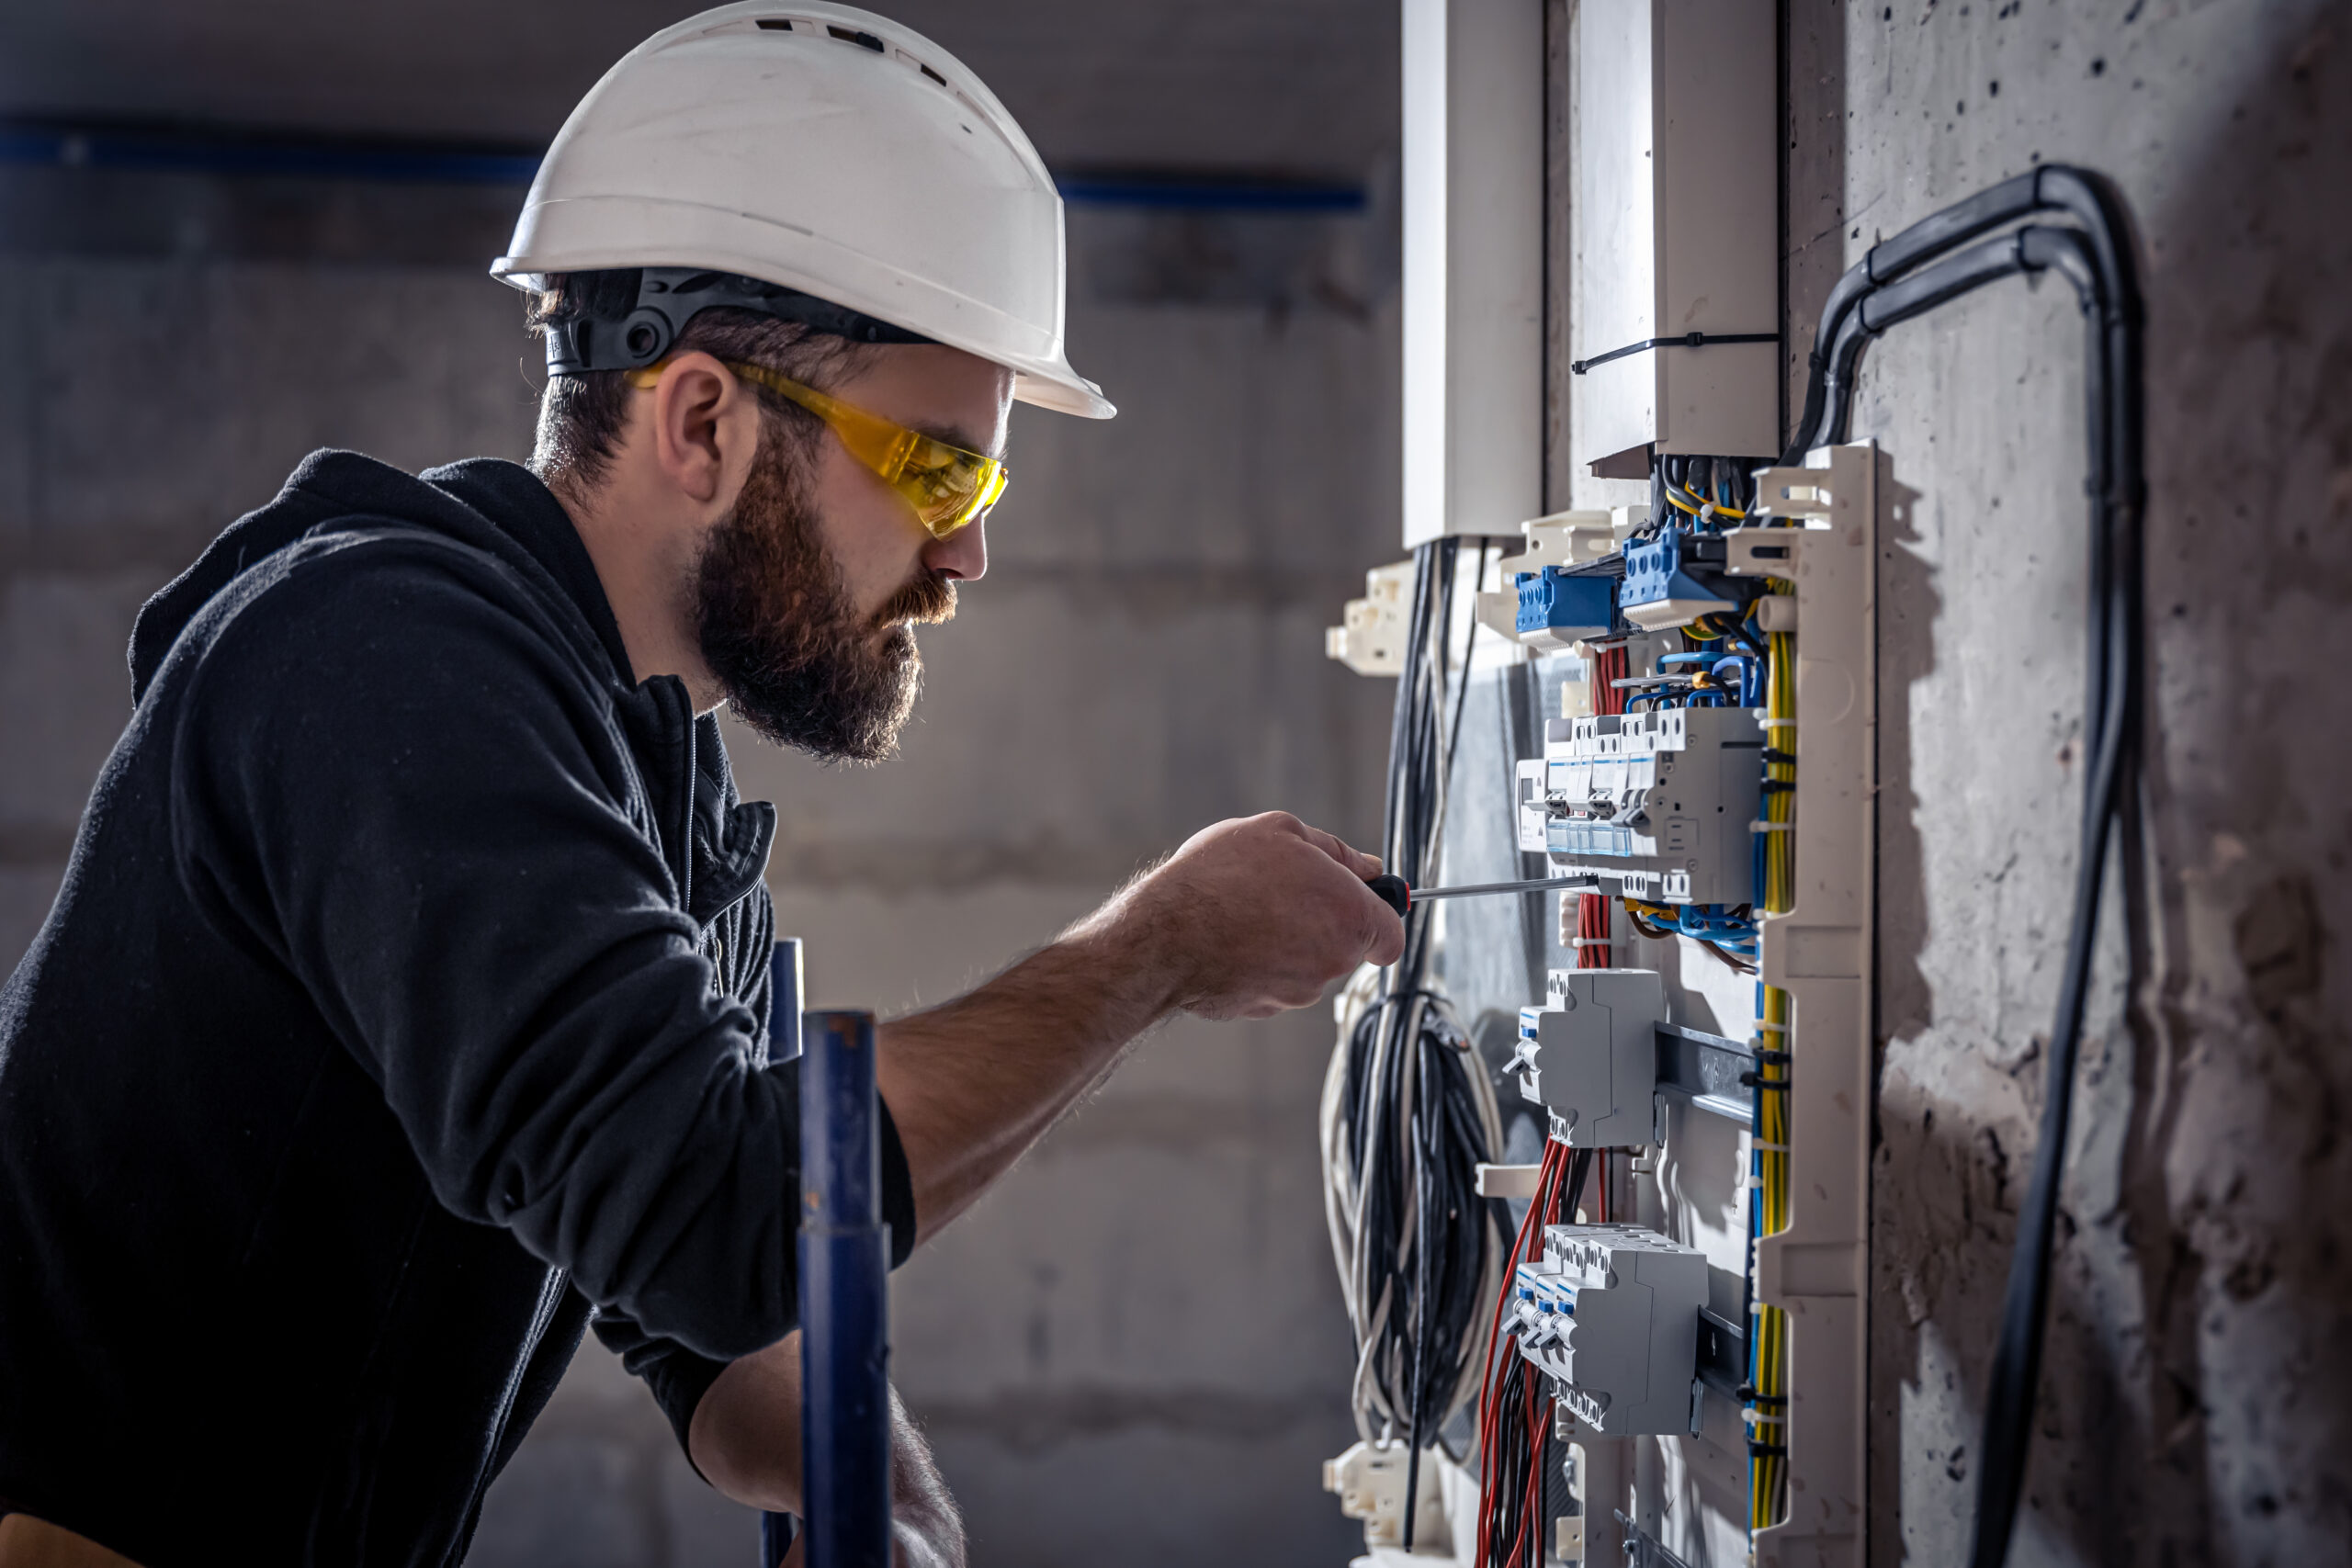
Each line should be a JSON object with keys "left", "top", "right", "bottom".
{"left": 827, "top": 25, "right": 885, "bottom": 52}
{"left": 918, "top": 62, "right": 946, "bottom": 86}
{"left": 754, "top": 17, "right": 791, "bottom": 29}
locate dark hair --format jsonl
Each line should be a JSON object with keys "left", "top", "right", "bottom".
{"left": 525, "top": 268, "right": 885, "bottom": 497}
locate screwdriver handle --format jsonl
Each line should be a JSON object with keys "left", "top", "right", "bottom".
{"left": 1365, "top": 874, "right": 1410, "bottom": 918}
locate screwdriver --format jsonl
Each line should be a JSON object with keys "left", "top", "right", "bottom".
{"left": 1363, "top": 873, "right": 1572, "bottom": 917}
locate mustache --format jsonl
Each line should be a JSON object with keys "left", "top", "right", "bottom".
{"left": 878, "top": 570, "right": 957, "bottom": 627}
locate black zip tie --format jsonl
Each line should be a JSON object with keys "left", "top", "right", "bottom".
{"left": 1760, "top": 780, "right": 1797, "bottom": 794}
{"left": 1736, "top": 1384, "right": 1788, "bottom": 1407}
{"left": 1738, "top": 1070, "right": 1791, "bottom": 1090}
{"left": 1747, "top": 1440, "right": 1790, "bottom": 1458}
{"left": 1761, "top": 750, "right": 1797, "bottom": 765}
{"left": 1571, "top": 330, "right": 1781, "bottom": 376}
{"left": 1752, "top": 1048, "right": 1792, "bottom": 1066}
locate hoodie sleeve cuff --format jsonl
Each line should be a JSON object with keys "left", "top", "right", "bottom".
{"left": 606, "top": 1091, "right": 922, "bottom": 1472}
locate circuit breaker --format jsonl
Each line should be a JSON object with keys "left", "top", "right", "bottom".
{"left": 1509, "top": 968, "right": 1666, "bottom": 1148}
{"left": 1514, "top": 707, "right": 1762, "bottom": 904}
{"left": 1509, "top": 1223, "right": 1707, "bottom": 1437}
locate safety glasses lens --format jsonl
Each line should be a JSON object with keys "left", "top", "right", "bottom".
{"left": 899, "top": 449, "right": 1006, "bottom": 538}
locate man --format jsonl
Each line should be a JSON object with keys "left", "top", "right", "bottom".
{"left": 0, "top": 6, "right": 1402, "bottom": 1566}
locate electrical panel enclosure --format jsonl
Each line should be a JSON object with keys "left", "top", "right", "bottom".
{"left": 1571, "top": 0, "right": 1778, "bottom": 471}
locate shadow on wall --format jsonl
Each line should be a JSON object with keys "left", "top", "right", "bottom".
{"left": 1844, "top": 4, "right": 2352, "bottom": 1564}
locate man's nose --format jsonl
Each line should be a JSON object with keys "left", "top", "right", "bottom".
{"left": 922, "top": 515, "right": 988, "bottom": 582}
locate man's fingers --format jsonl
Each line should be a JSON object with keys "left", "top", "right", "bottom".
{"left": 1363, "top": 898, "right": 1407, "bottom": 967}
{"left": 1283, "top": 817, "right": 1384, "bottom": 880}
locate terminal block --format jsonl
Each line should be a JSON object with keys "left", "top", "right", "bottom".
{"left": 1324, "top": 560, "right": 1412, "bottom": 676}
{"left": 1509, "top": 968, "right": 1666, "bottom": 1148}
{"left": 1618, "top": 529, "right": 1764, "bottom": 632}
{"left": 1514, "top": 566, "right": 1616, "bottom": 647}
{"left": 1514, "top": 707, "right": 1762, "bottom": 905}
{"left": 1508, "top": 1223, "right": 1706, "bottom": 1436}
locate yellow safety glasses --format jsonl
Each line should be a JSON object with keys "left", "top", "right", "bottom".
{"left": 625, "top": 359, "right": 1008, "bottom": 538}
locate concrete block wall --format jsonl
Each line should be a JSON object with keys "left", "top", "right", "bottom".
{"left": 1781, "top": 2, "right": 2352, "bottom": 1561}
{"left": 0, "top": 182, "right": 1396, "bottom": 1563}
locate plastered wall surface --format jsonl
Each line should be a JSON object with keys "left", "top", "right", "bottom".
{"left": 1784, "top": 2, "right": 2352, "bottom": 1562}
{"left": 0, "top": 193, "right": 1398, "bottom": 1562}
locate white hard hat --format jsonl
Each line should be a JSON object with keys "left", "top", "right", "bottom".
{"left": 492, "top": 1, "right": 1113, "bottom": 419}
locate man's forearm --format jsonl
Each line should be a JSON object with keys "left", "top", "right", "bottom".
{"left": 872, "top": 812, "right": 1400, "bottom": 1248}
{"left": 690, "top": 1333, "right": 965, "bottom": 1568}
{"left": 876, "top": 901, "right": 1172, "bottom": 1245}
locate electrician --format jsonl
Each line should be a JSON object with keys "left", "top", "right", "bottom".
{"left": 0, "top": 7, "right": 1405, "bottom": 1565}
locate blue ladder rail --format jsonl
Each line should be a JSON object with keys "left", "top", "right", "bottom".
{"left": 763, "top": 940, "right": 892, "bottom": 1568}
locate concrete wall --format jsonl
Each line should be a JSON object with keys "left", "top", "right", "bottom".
{"left": 0, "top": 168, "right": 1397, "bottom": 1563}
{"left": 1779, "top": 1, "right": 2352, "bottom": 1562}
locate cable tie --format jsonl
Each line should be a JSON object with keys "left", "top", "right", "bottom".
{"left": 1750, "top": 1138, "right": 1791, "bottom": 1153}
{"left": 1751, "top": 1048, "right": 1792, "bottom": 1066}
{"left": 1748, "top": 821, "right": 1795, "bottom": 833}
{"left": 1737, "top": 1071, "right": 1791, "bottom": 1090}
{"left": 1735, "top": 1384, "right": 1788, "bottom": 1407}
{"left": 1760, "top": 749, "right": 1798, "bottom": 765}
{"left": 1758, "top": 717, "right": 1797, "bottom": 728}
{"left": 1568, "top": 937, "right": 1613, "bottom": 949}
{"left": 1746, "top": 1441, "right": 1790, "bottom": 1458}
{"left": 1751, "top": 1020, "right": 1788, "bottom": 1033}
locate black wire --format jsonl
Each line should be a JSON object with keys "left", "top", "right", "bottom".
{"left": 1342, "top": 537, "right": 1505, "bottom": 1550}
{"left": 1785, "top": 165, "right": 2143, "bottom": 1568}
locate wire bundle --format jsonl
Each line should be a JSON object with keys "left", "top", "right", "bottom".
{"left": 1473, "top": 1140, "right": 1593, "bottom": 1568}
{"left": 1653, "top": 455, "right": 1758, "bottom": 532}
{"left": 1573, "top": 642, "right": 1629, "bottom": 970}
{"left": 1320, "top": 538, "right": 1509, "bottom": 1539}
{"left": 1736, "top": 570, "right": 1800, "bottom": 1529}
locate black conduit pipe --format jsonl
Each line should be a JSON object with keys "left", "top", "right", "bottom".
{"left": 1774, "top": 166, "right": 2143, "bottom": 1568}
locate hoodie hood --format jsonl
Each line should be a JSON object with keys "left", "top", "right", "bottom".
{"left": 130, "top": 449, "right": 633, "bottom": 705}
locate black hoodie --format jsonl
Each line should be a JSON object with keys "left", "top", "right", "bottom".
{"left": 0, "top": 452, "right": 914, "bottom": 1566}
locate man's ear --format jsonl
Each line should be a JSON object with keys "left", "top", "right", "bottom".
{"left": 649, "top": 352, "right": 763, "bottom": 513}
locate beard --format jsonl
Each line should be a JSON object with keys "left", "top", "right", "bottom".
{"left": 694, "top": 423, "right": 957, "bottom": 762}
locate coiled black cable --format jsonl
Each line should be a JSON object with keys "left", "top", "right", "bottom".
{"left": 1327, "top": 536, "right": 1510, "bottom": 1547}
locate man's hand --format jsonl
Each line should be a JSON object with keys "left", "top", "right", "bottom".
{"left": 690, "top": 1331, "right": 965, "bottom": 1568}
{"left": 1087, "top": 810, "right": 1405, "bottom": 1020}
{"left": 877, "top": 811, "right": 1400, "bottom": 1241}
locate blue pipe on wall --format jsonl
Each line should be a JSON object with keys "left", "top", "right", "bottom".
{"left": 0, "top": 120, "right": 1367, "bottom": 211}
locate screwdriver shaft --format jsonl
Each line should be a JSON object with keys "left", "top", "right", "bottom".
{"left": 1406, "top": 876, "right": 1573, "bottom": 902}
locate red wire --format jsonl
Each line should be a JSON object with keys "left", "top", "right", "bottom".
{"left": 1504, "top": 1374, "right": 1542, "bottom": 1567}
{"left": 1577, "top": 644, "right": 1626, "bottom": 977}
{"left": 1476, "top": 1140, "right": 1564, "bottom": 1568}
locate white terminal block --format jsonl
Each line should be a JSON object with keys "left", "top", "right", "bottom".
{"left": 1325, "top": 560, "right": 1413, "bottom": 677}
{"left": 1510, "top": 968, "right": 1665, "bottom": 1148}
{"left": 1510, "top": 1223, "right": 1707, "bottom": 1436}
{"left": 1514, "top": 706, "right": 1762, "bottom": 904}
{"left": 1322, "top": 1441, "right": 1441, "bottom": 1551}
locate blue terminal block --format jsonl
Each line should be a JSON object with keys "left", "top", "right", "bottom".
{"left": 1620, "top": 530, "right": 1736, "bottom": 629}
{"left": 1514, "top": 566, "right": 1615, "bottom": 638}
